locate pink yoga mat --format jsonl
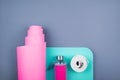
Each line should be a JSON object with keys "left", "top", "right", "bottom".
{"left": 17, "top": 25, "right": 46, "bottom": 80}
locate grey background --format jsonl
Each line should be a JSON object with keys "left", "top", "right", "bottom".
{"left": 0, "top": 0, "right": 120, "bottom": 80}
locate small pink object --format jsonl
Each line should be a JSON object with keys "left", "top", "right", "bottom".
{"left": 55, "top": 64, "right": 66, "bottom": 80}
{"left": 54, "top": 56, "right": 66, "bottom": 80}
{"left": 17, "top": 25, "right": 46, "bottom": 80}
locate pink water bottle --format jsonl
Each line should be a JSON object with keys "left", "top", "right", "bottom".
{"left": 17, "top": 25, "right": 46, "bottom": 80}
{"left": 55, "top": 56, "right": 66, "bottom": 80}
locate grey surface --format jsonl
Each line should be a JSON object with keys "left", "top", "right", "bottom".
{"left": 0, "top": 0, "right": 120, "bottom": 80}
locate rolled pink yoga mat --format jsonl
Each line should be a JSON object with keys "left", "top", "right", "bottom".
{"left": 17, "top": 26, "right": 46, "bottom": 80}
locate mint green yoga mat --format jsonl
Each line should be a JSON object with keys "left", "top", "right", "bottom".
{"left": 46, "top": 47, "right": 93, "bottom": 80}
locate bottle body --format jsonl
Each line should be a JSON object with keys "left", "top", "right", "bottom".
{"left": 55, "top": 64, "right": 66, "bottom": 80}
{"left": 54, "top": 56, "right": 66, "bottom": 80}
